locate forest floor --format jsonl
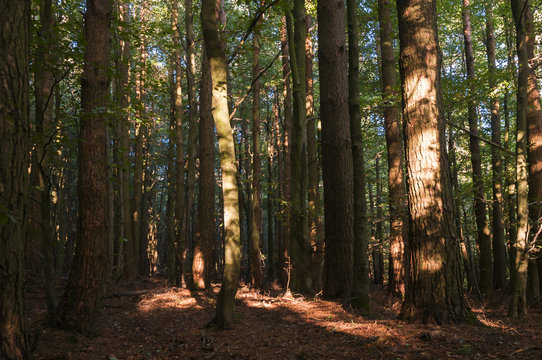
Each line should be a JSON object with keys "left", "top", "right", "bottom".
{"left": 28, "top": 276, "right": 542, "bottom": 359}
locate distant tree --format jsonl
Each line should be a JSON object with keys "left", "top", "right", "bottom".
{"left": 0, "top": 0, "right": 31, "bottom": 357}
{"left": 397, "top": 0, "right": 467, "bottom": 323}
{"left": 53, "top": 0, "right": 112, "bottom": 333}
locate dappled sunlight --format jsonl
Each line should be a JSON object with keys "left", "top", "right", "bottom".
{"left": 136, "top": 288, "right": 208, "bottom": 313}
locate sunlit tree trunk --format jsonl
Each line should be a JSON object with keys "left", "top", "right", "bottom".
{"left": 484, "top": 5, "right": 508, "bottom": 291}
{"left": 54, "top": 0, "right": 112, "bottom": 333}
{"left": 250, "top": 4, "right": 264, "bottom": 288}
{"left": 462, "top": 0, "right": 493, "bottom": 295}
{"left": 166, "top": 65, "right": 177, "bottom": 282}
{"left": 524, "top": 1, "right": 542, "bottom": 297}
{"left": 319, "top": 0, "right": 355, "bottom": 299}
{"left": 378, "top": 0, "right": 407, "bottom": 298}
{"left": 201, "top": 0, "right": 241, "bottom": 327}
{"left": 0, "top": 0, "right": 31, "bottom": 357}
{"left": 193, "top": 50, "right": 216, "bottom": 290}
{"left": 286, "top": 0, "right": 311, "bottom": 294}
{"left": 510, "top": 0, "right": 530, "bottom": 318}
{"left": 397, "top": 0, "right": 467, "bottom": 323}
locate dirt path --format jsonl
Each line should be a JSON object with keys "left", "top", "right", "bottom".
{"left": 28, "top": 278, "right": 542, "bottom": 359}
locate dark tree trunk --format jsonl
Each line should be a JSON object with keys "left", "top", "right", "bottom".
{"left": 54, "top": 0, "right": 112, "bottom": 334}
{"left": 0, "top": 0, "right": 31, "bottom": 357}
{"left": 319, "top": 0, "right": 355, "bottom": 299}
{"left": 397, "top": 0, "right": 468, "bottom": 324}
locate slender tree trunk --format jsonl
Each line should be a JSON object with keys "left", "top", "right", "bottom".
{"left": 250, "top": 4, "right": 264, "bottom": 288}
{"left": 305, "top": 15, "right": 323, "bottom": 293}
{"left": 0, "top": 0, "right": 31, "bottom": 357}
{"left": 485, "top": 5, "right": 508, "bottom": 290}
{"left": 397, "top": 0, "right": 467, "bottom": 323}
{"left": 524, "top": 1, "right": 542, "bottom": 297}
{"left": 378, "top": 0, "right": 407, "bottom": 298}
{"left": 346, "top": 0, "right": 370, "bottom": 307}
{"left": 462, "top": 0, "right": 493, "bottom": 295}
{"left": 166, "top": 66, "right": 177, "bottom": 282}
{"left": 286, "top": 1, "right": 311, "bottom": 294}
{"left": 193, "top": 49, "right": 216, "bottom": 290}
{"left": 509, "top": 0, "right": 530, "bottom": 318}
{"left": 319, "top": 0, "right": 355, "bottom": 299}
{"left": 34, "top": 0, "right": 58, "bottom": 314}
{"left": 201, "top": 0, "right": 241, "bottom": 327}
{"left": 54, "top": 0, "right": 111, "bottom": 333}
{"left": 279, "top": 17, "right": 292, "bottom": 286}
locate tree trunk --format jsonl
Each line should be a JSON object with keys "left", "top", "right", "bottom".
{"left": 0, "top": 0, "right": 31, "bottom": 357}
{"left": 286, "top": 1, "right": 311, "bottom": 294}
{"left": 509, "top": 0, "right": 530, "bottom": 318}
{"left": 193, "top": 49, "right": 216, "bottom": 290}
{"left": 319, "top": 0, "right": 355, "bottom": 299}
{"left": 250, "top": 4, "right": 264, "bottom": 288}
{"left": 278, "top": 17, "right": 292, "bottom": 287}
{"left": 378, "top": 0, "right": 407, "bottom": 298}
{"left": 201, "top": 0, "right": 241, "bottom": 328}
{"left": 397, "top": 0, "right": 467, "bottom": 323}
{"left": 462, "top": 0, "right": 493, "bottom": 295}
{"left": 34, "top": 0, "right": 58, "bottom": 315}
{"left": 54, "top": 0, "right": 112, "bottom": 333}
{"left": 485, "top": 5, "right": 508, "bottom": 291}
{"left": 305, "top": 15, "right": 323, "bottom": 293}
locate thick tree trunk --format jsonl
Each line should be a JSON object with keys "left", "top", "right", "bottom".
{"left": 193, "top": 49, "right": 216, "bottom": 290}
{"left": 485, "top": 5, "right": 508, "bottom": 291}
{"left": 54, "top": 0, "right": 112, "bottom": 333}
{"left": 378, "top": 0, "right": 407, "bottom": 298}
{"left": 201, "top": 0, "right": 241, "bottom": 327}
{"left": 397, "top": 0, "right": 467, "bottom": 324}
{"left": 462, "top": 0, "right": 493, "bottom": 295}
{"left": 319, "top": 0, "right": 355, "bottom": 299}
{"left": 286, "top": 1, "right": 311, "bottom": 294}
{"left": 250, "top": 5, "right": 264, "bottom": 288}
{"left": 509, "top": 0, "right": 530, "bottom": 318}
{"left": 0, "top": 1, "right": 31, "bottom": 357}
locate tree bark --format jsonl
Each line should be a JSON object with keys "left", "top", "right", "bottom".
{"left": 397, "top": 0, "right": 467, "bottom": 323}
{"left": 510, "top": 0, "right": 530, "bottom": 318}
{"left": 378, "top": 0, "right": 407, "bottom": 298}
{"left": 193, "top": 49, "right": 216, "bottom": 290}
{"left": 286, "top": 1, "right": 311, "bottom": 294}
{"left": 0, "top": 0, "right": 31, "bottom": 357}
{"left": 54, "top": 0, "right": 112, "bottom": 333}
{"left": 201, "top": 0, "right": 241, "bottom": 327}
{"left": 462, "top": 0, "right": 493, "bottom": 295}
{"left": 319, "top": 0, "right": 355, "bottom": 299}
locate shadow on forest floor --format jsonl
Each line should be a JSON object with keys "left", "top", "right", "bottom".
{"left": 27, "top": 277, "right": 542, "bottom": 359}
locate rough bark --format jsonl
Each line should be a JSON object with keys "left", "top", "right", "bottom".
{"left": 510, "top": 0, "right": 530, "bottom": 318}
{"left": 54, "top": 0, "right": 112, "bottom": 333}
{"left": 319, "top": 0, "right": 355, "bottom": 299}
{"left": 286, "top": 1, "right": 311, "bottom": 294}
{"left": 397, "top": 0, "right": 468, "bottom": 323}
{"left": 193, "top": 49, "right": 216, "bottom": 290}
{"left": 462, "top": 0, "right": 493, "bottom": 295}
{"left": 201, "top": 0, "right": 241, "bottom": 327}
{"left": 378, "top": 0, "right": 407, "bottom": 298}
{"left": 485, "top": 5, "right": 508, "bottom": 290}
{"left": 0, "top": 0, "right": 31, "bottom": 357}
